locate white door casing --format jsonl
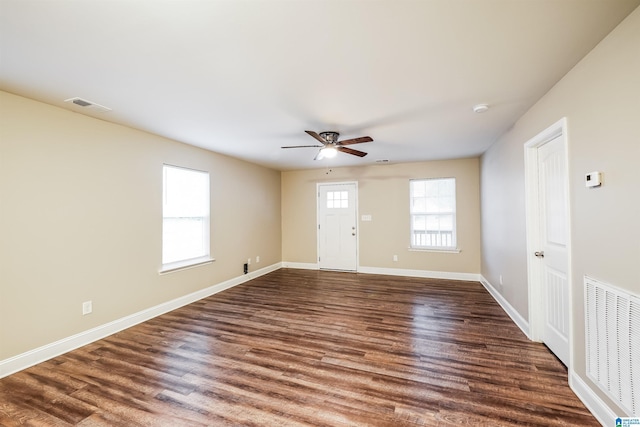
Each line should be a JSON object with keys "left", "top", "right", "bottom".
{"left": 317, "top": 182, "right": 357, "bottom": 271}
{"left": 524, "top": 118, "right": 572, "bottom": 367}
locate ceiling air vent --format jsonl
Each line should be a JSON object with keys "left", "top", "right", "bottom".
{"left": 64, "top": 97, "right": 112, "bottom": 113}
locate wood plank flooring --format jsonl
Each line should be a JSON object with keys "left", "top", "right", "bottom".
{"left": 0, "top": 269, "right": 598, "bottom": 426}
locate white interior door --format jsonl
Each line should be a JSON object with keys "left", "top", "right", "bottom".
{"left": 318, "top": 183, "right": 357, "bottom": 271}
{"left": 537, "top": 135, "right": 570, "bottom": 366}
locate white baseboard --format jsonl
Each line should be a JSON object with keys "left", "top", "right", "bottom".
{"left": 0, "top": 262, "right": 282, "bottom": 379}
{"left": 570, "top": 372, "right": 617, "bottom": 427}
{"left": 281, "top": 263, "right": 479, "bottom": 283}
{"left": 358, "top": 265, "right": 481, "bottom": 282}
{"left": 281, "top": 261, "right": 319, "bottom": 270}
{"left": 479, "top": 275, "right": 531, "bottom": 339}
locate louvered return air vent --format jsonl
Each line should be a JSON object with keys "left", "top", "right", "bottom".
{"left": 585, "top": 276, "right": 639, "bottom": 416}
{"left": 64, "top": 97, "right": 112, "bottom": 113}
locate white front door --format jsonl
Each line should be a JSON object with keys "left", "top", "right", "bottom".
{"left": 318, "top": 183, "right": 357, "bottom": 271}
{"left": 537, "top": 135, "right": 570, "bottom": 366}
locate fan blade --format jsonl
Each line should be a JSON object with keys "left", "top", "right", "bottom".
{"left": 305, "top": 130, "right": 327, "bottom": 144}
{"left": 338, "top": 146, "right": 368, "bottom": 157}
{"left": 338, "top": 136, "right": 373, "bottom": 146}
{"left": 281, "top": 145, "right": 323, "bottom": 149}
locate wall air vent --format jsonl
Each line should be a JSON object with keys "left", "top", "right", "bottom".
{"left": 585, "top": 275, "right": 639, "bottom": 416}
{"left": 64, "top": 97, "right": 112, "bottom": 113}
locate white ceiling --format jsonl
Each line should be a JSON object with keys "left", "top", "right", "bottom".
{"left": 1, "top": 0, "right": 638, "bottom": 171}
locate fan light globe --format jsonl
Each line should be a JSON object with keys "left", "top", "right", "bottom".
{"left": 322, "top": 146, "right": 338, "bottom": 158}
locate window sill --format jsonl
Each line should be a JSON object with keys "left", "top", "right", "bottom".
{"left": 159, "top": 257, "right": 215, "bottom": 275}
{"left": 409, "top": 248, "right": 461, "bottom": 254}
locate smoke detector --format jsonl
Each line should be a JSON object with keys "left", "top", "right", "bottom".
{"left": 473, "top": 104, "right": 489, "bottom": 113}
{"left": 64, "top": 97, "right": 112, "bottom": 113}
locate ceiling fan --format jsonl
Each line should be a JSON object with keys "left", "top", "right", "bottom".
{"left": 281, "top": 131, "right": 373, "bottom": 160}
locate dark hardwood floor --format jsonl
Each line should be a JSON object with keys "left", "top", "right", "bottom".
{"left": 0, "top": 269, "right": 598, "bottom": 426}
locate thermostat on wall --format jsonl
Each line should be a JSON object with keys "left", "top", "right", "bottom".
{"left": 585, "top": 171, "right": 602, "bottom": 188}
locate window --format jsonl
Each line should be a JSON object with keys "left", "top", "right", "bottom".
{"left": 410, "top": 178, "right": 456, "bottom": 249}
{"left": 162, "top": 165, "right": 210, "bottom": 270}
{"left": 327, "top": 191, "right": 348, "bottom": 209}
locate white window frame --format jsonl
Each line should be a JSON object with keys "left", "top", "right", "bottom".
{"left": 409, "top": 177, "right": 457, "bottom": 250}
{"left": 160, "top": 164, "right": 213, "bottom": 273}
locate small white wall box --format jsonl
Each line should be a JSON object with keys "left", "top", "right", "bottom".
{"left": 585, "top": 171, "right": 602, "bottom": 188}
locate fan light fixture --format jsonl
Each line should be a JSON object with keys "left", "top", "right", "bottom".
{"left": 318, "top": 146, "right": 338, "bottom": 159}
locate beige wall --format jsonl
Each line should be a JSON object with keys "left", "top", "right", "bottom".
{"left": 282, "top": 159, "right": 481, "bottom": 274}
{"left": 480, "top": 6, "right": 640, "bottom": 416}
{"left": 0, "top": 91, "right": 281, "bottom": 360}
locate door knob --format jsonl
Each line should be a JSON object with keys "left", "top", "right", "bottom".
{"left": 535, "top": 251, "right": 545, "bottom": 258}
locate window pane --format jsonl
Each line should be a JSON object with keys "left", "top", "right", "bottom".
{"left": 425, "top": 197, "right": 439, "bottom": 213}
{"left": 411, "top": 197, "right": 425, "bottom": 213}
{"left": 327, "top": 190, "right": 348, "bottom": 209}
{"left": 164, "top": 166, "right": 208, "bottom": 217}
{"left": 412, "top": 215, "right": 426, "bottom": 230}
{"left": 440, "top": 214, "right": 453, "bottom": 231}
{"left": 411, "top": 180, "right": 426, "bottom": 197}
{"left": 425, "top": 215, "right": 439, "bottom": 230}
{"left": 340, "top": 191, "right": 348, "bottom": 208}
{"left": 441, "top": 196, "right": 454, "bottom": 211}
{"left": 162, "top": 218, "right": 207, "bottom": 264}
{"left": 425, "top": 180, "right": 439, "bottom": 197}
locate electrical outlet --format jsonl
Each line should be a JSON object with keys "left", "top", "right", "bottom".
{"left": 256, "top": 255, "right": 260, "bottom": 263}
{"left": 393, "top": 255, "right": 398, "bottom": 262}
{"left": 247, "top": 258, "right": 251, "bottom": 265}
{"left": 499, "top": 275, "right": 503, "bottom": 285}
{"left": 82, "top": 301, "right": 92, "bottom": 315}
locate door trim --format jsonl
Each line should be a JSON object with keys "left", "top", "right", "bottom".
{"left": 316, "top": 181, "right": 359, "bottom": 272}
{"left": 523, "top": 118, "right": 573, "bottom": 367}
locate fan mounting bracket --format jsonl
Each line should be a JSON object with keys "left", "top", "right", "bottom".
{"left": 319, "top": 131, "right": 340, "bottom": 144}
